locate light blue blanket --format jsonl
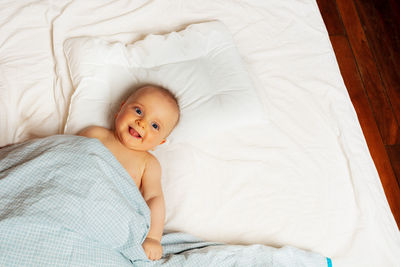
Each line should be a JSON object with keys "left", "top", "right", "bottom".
{"left": 0, "top": 135, "right": 331, "bottom": 266}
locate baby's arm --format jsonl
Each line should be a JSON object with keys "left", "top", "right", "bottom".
{"left": 141, "top": 155, "right": 165, "bottom": 261}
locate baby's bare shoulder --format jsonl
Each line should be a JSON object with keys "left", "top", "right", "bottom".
{"left": 78, "top": 126, "right": 110, "bottom": 139}
{"left": 144, "top": 153, "right": 161, "bottom": 173}
{"left": 142, "top": 153, "right": 161, "bottom": 184}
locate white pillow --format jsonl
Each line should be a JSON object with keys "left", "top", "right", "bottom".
{"left": 63, "top": 21, "right": 268, "bottom": 144}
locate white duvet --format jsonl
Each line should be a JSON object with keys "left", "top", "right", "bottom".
{"left": 1, "top": 1, "right": 399, "bottom": 266}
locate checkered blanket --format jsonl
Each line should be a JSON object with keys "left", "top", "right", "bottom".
{"left": 0, "top": 135, "right": 330, "bottom": 266}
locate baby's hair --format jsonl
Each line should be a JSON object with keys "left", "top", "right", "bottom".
{"left": 134, "top": 84, "right": 180, "bottom": 126}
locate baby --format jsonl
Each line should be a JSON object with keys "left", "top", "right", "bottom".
{"left": 79, "top": 84, "right": 180, "bottom": 261}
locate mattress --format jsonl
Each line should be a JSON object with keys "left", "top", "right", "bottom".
{"left": 1, "top": 0, "right": 399, "bottom": 266}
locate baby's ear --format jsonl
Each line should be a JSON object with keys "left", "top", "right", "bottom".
{"left": 119, "top": 101, "right": 126, "bottom": 110}
{"left": 114, "top": 101, "right": 126, "bottom": 119}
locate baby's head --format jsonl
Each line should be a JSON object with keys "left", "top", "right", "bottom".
{"left": 114, "top": 84, "right": 180, "bottom": 151}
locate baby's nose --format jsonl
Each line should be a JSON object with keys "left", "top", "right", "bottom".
{"left": 136, "top": 119, "right": 146, "bottom": 129}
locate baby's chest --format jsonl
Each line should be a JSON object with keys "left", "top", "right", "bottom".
{"left": 119, "top": 158, "right": 144, "bottom": 189}
{"left": 102, "top": 139, "right": 146, "bottom": 189}
{"left": 107, "top": 148, "right": 145, "bottom": 189}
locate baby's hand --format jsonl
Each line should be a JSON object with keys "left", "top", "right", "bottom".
{"left": 142, "top": 237, "right": 163, "bottom": 261}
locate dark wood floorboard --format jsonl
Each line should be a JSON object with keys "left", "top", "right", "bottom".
{"left": 387, "top": 145, "right": 400, "bottom": 186}
{"left": 317, "top": 0, "right": 400, "bottom": 229}
{"left": 315, "top": 0, "right": 345, "bottom": 35}
{"left": 336, "top": 0, "right": 400, "bottom": 146}
{"left": 354, "top": 0, "right": 400, "bottom": 144}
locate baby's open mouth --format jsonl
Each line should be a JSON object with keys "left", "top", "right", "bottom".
{"left": 129, "top": 126, "right": 142, "bottom": 139}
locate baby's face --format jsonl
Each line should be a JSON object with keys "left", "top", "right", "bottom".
{"left": 114, "top": 86, "right": 179, "bottom": 151}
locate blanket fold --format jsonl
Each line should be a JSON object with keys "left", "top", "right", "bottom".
{"left": 0, "top": 135, "right": 330, "bottom": 266}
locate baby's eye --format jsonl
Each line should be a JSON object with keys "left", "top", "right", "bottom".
{"left": 151, "top": 122, "right": 160, "bottom": 130}
{"left": 135, "top": 107, "right": 142, "bottom": 115}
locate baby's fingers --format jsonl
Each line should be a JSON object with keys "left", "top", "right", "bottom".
{"left": 153, "top": 250, "right": 162, "bottom": 260}
{"left": 144, "top": 248, "right": 151, "bottom": 260}
{"left": 144, "top": 248, "right": 154, "bottom": 261}
{"left": 148, "top": 249, "right": 162, "bottom": 261}
{"left": 142, "top": 239, "right": 162, "bottom": 261}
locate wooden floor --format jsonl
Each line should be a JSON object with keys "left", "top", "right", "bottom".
{"left": 316, "top": 0, "right": 400, "bottom": 229}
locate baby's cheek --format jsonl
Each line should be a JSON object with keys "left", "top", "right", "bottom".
{"left": 146, "top": 134, "right": 157, "bottom": 143}
{"left": 146, "top": 134, "right": 162, "bottom": 145}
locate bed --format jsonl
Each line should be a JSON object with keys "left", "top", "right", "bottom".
{"left": 0, "top": 0, "right": 399, "bottom": 266}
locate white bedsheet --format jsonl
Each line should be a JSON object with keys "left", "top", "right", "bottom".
{"left": 1, "top": 1, "right": 399, "bottom": 266}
